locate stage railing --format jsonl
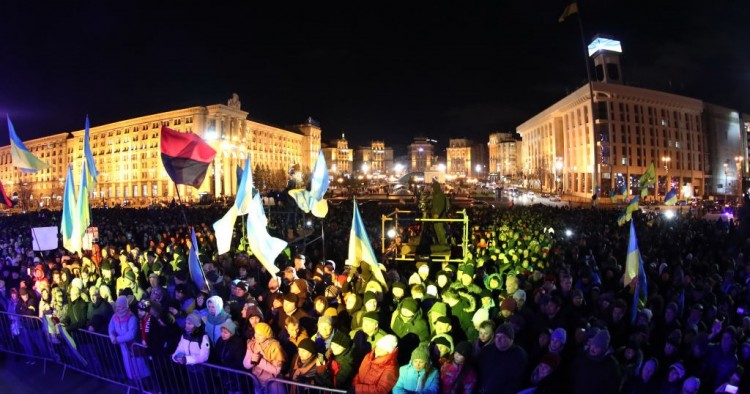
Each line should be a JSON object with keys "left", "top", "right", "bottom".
{"left": 0, "top": 310, "right": 353, "bottom": 394}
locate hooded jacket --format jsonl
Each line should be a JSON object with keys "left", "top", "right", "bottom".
{"left": 353, "top": 348, "right": 400, "bottom": 394}
{"left": 171, "top": 324, "right": 210, "bottom": 365}
{"left": 205, "top": 296, "right": 231, "bottom": 345}
{"left": 315, "top": 345, "right": 357, "bottom": 389}
{"left": 393, "top": 362, "right": 439, "bottom": 394}
{"left": 391, "top": 307, "right": 431, "bottom": 343}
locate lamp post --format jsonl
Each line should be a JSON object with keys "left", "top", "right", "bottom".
{"left": 724, "top": 162, "right": 729, "bottom": 202}
{"left": 555, "top": 157, "right": 563, "bottom": 195}
{"left": 661, "top": 156, "right": 671, "bottom": 198}
{"left": 735, "top": 155, "right": 744, "bottom": 197}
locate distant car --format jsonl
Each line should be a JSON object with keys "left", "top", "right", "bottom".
{"left": 392, "top": 189, "right": 413, "bottom": 196}
{"left": 540, "top": 193, "right": 550, "bottom": 198}
{"left": 526, "top": 191, "right": 536, "bottom": 198}
{"left": 550, "top": 195, "right": 562, "bottom": 202}
{"left": 470, "top": 200, "right": 495, "bottom": 208}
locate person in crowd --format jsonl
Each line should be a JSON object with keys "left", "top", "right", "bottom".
{"left": 213, "top": 320, "right": 245, "bottom": 370}
{"left": 352, "top": 334, "right": 400, "bottom": 394}
{"left": 109, "top": 295, "right": 140, "bottom": 379}
{"left": 518, "top": 353, "right": 562, "bottom": 394}
{"left": 393, "top": 344, "right": 439, "bottom": 394}
{"left": 205, "top": 295, "right": 231, "bottom": 345}
{"left": 439, "top": 341, "right": 477, "bottom": 394}
{"left": 87, "top": 285, "right": 114, "bottom": 334}
{"left": 622, "top": 357, "right": 660, "bottom": 394}
{"left": 571, "top": 328, "right": 621, "bottom": 394}
{"left": 172, "top": 312, "right": 211, "bottom": 393}
{"left": 315, "top": 330, "right": 357, "bottom": 389}
{"left": 286, "top": 338, "right": 318, "bottom": 389}
{"left": 312, "top": 315, "right": 336, "bottom": 354}
{"left": 61, "top": 282, "right": 88, "bottom": 331}
{"left": 477, "top": 323, "right": 528, "bottom": 394}
{"left": 244, "top": 322, "right": 286, "bottom": 388}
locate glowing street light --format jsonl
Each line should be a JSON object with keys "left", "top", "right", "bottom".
{"left": 735, "top": 155, "right": 744, "bottom": 196}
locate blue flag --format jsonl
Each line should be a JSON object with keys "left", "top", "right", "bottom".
{"left": 60, "top": 165, "right": 77, "bottom": 252}
{"left": 348, "top": 199, "right": 387, "bottom": 287}
{"left": 8, "top": 116, "right": 50, "bottom": 173}
{"left": 625, "top": 221, "right": 648, "bottom": 323}
{"left": 664, "top": 187, "right": 677, "bottom": 206}
{"left": 189, "top": 227, "right": 208, "bottom": 292}
{"left": 288, "top": 150, "right": 330, "bottom": 218}
{"left": 84, "top": 116, "right": 99, "bottom": 187}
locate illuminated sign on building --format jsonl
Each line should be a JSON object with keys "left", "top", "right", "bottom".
{"left": 588, "top": 37, "right": 622, "bottom": 56}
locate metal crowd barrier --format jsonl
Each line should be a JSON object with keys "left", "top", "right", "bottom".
{"left": 0, "top": 311, "right": 52, "bottom": 373}
{"left": 131, "top": 341, "right": 263, "bottom": 394}
{"left": 266, "top": 378, "right": 348, "bottom": 394}
{"left": 0, "top": 311, "right": 351, "bottom": 394}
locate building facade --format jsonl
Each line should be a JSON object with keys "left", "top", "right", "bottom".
{"left": 446, "top": 138, "right": 488, "bottom": 178}
{"left": 513, "top": 38, "right": 748, "bottom": 199}
{"left": 321, "top": 134, "right": 353, "bottom": 176}
{"left": 488, "top": 132, "right": 521, "bottom": 181}
{"left": 353, "top": 141, "right": 394, "bottom": 175}
{"left": 407, "top": 137, "right": 435, "bottom": 173}
{"left": 0, "top": 95, "right": 321, "bottom": 207}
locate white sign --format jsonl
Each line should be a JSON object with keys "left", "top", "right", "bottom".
{"left": 31, "top": 226, "right": 58, "bottom": 251}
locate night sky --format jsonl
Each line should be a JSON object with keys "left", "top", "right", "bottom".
{"left": 1, "top": 1, "right": 748, "bottom": 155}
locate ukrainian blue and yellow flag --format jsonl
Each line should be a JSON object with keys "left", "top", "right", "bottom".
{"left": 348, "top": 199, "right": 387, "bottom": 287}
{"left": 60, "top": 165, "right": 78, "bottom": 253}
{"left": 664, "top": 187, "right": 677, "bottom": 206}
{"left": 289, "top": 150, "right": 330, "bottom": 218}
{"left": 610, "top": 190, "right": 617, "bottom": 203}
{"left": 188, "top": 227, "right": 209, "bottom": 291}
{"left": 626, "top": 195, "right": 639, "bottom": 215}
{"left": 72, "top": 163, "right": 91, "bottom": 255}
{"left": 213, "top": 157, "right": 252, "bottom": 255}
{"left": 624, "top": 221, "right": 648, "bottom": 322}
{"left": 84, "top": 116, "right": 99, "bottom": 188}
{"left": 617, "top": 210, "right": 631, "bottom": 226}
{"left": 618, "top": 184, "right": 628, "bottom": 201}
{"left": 7, "top": 116, "right": 50, "bottom": 173}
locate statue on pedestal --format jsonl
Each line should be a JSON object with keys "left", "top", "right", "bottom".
{"left": 227, "top": 93, "right": 241, "bottom": 110}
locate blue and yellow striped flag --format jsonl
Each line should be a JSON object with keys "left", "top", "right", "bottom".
{"left": 626, "top": 195, "right": 640, "bottom": 215}
{"left": 624, "top": 221, "right": 648, "bottom": 322}
{"left": 664, "top": 188, "right": 677, "bottom": 206}
{"left": 7, "top": 116, "right": 50, "bottom": 173}
{"left": 618, "top": 184, "right": 628, "bottom": 201}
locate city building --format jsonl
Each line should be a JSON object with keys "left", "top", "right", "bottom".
{"left": 353, "top": 141, "right": 394, "bottom": 175}
{"left": 516, "top": 36, "right": 745, "bottom": 199}
{"left": 0, "top": 95, "right": 322, "bottom": 207}
{"left": 445, "top": 138, "right": 487, "bottom": 178}
{"left": 488, "top": 132, "right": 521, "bottom": 182}
{"left": 407, "top": 137, "right": 436, "bottom": 172}
{"left": 321, "top": 134, "right": 353, "bottom": 176}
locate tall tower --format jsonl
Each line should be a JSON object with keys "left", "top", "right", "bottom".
{"left": 588, "top": 35, "right": 623, "bottom": 84}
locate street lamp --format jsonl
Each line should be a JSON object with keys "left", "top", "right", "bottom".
{"left": 555, "top": 157, "right": 563, "bottom": 194}
{"left": 724, "top": 162, "right": 729, "bottom": 202}
{"left": 661, "top": 156, "right": 671, "bottom": 197}
{"left": 735, "top": 155, "right": 744, "bottom": 197}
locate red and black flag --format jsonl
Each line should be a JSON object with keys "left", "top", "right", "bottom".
{"left": 0, "top": 180, "right": 13, "bottom": 208}
{"left": 160, "top": 126, "right": 217, "bottom": 189}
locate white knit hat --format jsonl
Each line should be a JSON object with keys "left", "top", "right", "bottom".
{"left": 376, "top": 334, "right": 398, "bottom": 353}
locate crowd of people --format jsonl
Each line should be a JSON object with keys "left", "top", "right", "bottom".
{"left": 0, "top": 192, "right": 749, "bottom": 394}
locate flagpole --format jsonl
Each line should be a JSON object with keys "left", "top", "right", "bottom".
{"left": 573, "top": 3, "right": 600, "bottom": 197}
